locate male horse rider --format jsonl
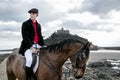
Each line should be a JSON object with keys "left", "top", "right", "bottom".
{"left": 19, "top": 8, "right": 45, "bottom": 80}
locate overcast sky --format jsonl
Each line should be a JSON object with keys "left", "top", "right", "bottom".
{"left": 0, "top": 0, "right": 120, "bottom": 49}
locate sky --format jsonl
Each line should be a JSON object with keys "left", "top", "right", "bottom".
{"left": 0, "top": 0, "right": 120, "bottom": 49}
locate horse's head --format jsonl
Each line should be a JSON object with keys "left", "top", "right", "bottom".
{"left": 70, "top": 42, "right": 91, "bottom": 79}
{"left": 40, "top": 39, "right": 91, "bottom": 79}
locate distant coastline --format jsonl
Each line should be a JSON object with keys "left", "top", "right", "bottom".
{"left": 0, "top": 49, "right": 13, "bottom": 52}
{"left": 99, "top": 46, "right": 120, "bottom": 50}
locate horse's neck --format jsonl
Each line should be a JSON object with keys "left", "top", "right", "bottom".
{"left": 46, "top": 51, "right": 70, "bottom": 69}
{"left": 44, "top": 43, "right": 82, "bottom": 69}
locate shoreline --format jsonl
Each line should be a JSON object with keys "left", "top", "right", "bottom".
{"left": 1, "top": 50, "right": 120, "bottom": 64}
{"left": 0, "top": 51, "right": 120, "bottom": 80}
{"left": 0, "top": 54, "right": 10, "bottom": 64}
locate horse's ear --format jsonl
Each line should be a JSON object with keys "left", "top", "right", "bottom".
{"left": 89, "top": 42, "right": 92, "bottom": 47}
{"left": 86, "top": 42, "right": 92, "bottom": 49}
{"left": 88, "top": 42, "right": 92, "bottom": 50}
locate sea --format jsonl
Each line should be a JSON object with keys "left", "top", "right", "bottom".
{"left": 0, "top": 50, "right": 13, "bottom": 55}
{"left": 89, "top": 50, "right": 120, "bottom": 70}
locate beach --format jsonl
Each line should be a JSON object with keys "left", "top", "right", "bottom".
{"left": 0, "top": 50, "right": 120, "bottom": 80}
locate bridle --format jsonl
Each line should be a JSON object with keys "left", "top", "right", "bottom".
{"left": 40, "top": 42, "right": 89, "bottom": 79}
{"left": 72, "top": 42, "right": 89, "bottom": 69}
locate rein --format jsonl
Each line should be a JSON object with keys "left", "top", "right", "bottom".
{"left": 40, "top": 47, "right": 86, "bottom": 79}
{"left": 40, "top": 55, "right": 61, "bottom": 80}
{"left": 38, "top": 42, "right": 89, "bottom": 79}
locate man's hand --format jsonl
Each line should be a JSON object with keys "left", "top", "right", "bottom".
{"left": 43, "top": 45, "right": 47, "bottom": 48}
{"left": 30, "top": 47, "right": 39, "bottom": 53}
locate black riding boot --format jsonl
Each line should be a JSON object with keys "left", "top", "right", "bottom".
{"left": 25, "top": 67, "right": 37, "bottom": 80}
{"left": 25, "top": 66, "right": 31, "bottom": 80}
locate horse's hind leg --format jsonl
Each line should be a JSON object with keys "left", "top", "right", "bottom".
{"left": 6, "top": 65, "right": 16, "bottom": 80}
{"left": 7, "top": 71, "right": 16, "bottom": 80}
{"left": 7, "top": 75, "right": 16, "bottom": 80}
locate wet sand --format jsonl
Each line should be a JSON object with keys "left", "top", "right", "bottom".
{"left": 0, "top": 58, "right": 7, "bottom": 80}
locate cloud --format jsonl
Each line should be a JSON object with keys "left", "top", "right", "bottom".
{"left": 0, "top": 0, "right": 27, "bottom": 22}
{"left": 0, "top": 0, "right": 62, "bottom": 49}
{"left": 72, "top": 30, "right": 120, "bottom": 47}
{"left": 0, "top": 0, "right": 65, "bottom": 24}
{"left": 57, "top": 11, "right": 120, "bottom": 32}
{"left": 0, "top": 21, "right": 21, "bottom": 42}
{"left": 0, "top": 21, "right": 21, "bottom": 32}
{"left": 45, "top": 0, "right": 84, "bottom": 12}
{"left": 0, "top": 31, "right": 20, "bottom": 39}
{"left": 0, "top": 0, "right": 120, "bottom": 49}
{"left": 70, "top": 0, "right": 120, "bottom": 14}
{"left": 87, "top": 31, "right": 120, "bottom": 47}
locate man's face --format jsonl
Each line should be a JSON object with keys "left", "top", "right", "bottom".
{"left": 30, "top": 13, "right": 38, "bottom": 20}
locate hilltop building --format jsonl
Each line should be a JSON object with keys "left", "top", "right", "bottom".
{"left": 56, "top": 28, "right": 70, "bottom": 34}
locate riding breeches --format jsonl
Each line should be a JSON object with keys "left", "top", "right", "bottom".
{"left": 25, "top": 44, "right": 41, "bottom": 73}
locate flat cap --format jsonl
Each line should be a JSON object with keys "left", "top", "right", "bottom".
{"left": 28, "top": 8, "right": 38, "bottom": 13}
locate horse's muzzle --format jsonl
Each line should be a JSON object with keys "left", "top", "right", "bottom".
{"left": 73, "top": 69, "right": 84, "bottom": 79}
{"left": 75, "top": 75, "right": 83, "bottom": 79}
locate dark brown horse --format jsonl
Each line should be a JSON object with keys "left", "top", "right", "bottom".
{"left": 6, "top": 39, "right": 91, "bottom": 80}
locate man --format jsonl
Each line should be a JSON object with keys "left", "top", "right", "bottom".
{"left": 19, "top": 8, "right": 44, "bottom": 80}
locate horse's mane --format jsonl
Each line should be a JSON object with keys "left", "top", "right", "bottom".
{"left": 41, "top": 38, "right": 88, "bottom": 53}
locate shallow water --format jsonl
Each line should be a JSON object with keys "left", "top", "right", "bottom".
{"left": 89, "top": 50, "right": 120, "bottom": 63}
{"left": 0, "top": 51, "right": 12, "bottom": 55}
{"left": 89, "top": 50, "right": 120, "bottom": 70}
{"left": 106, "top": 59, "right": 120, "bottom": 70}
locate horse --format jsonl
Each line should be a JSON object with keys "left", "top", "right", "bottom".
{"left": 6, "top": 39, "right": 91, "bottom": 80}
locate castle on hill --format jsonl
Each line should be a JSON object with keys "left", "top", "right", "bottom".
{"left": 56, "top": 28, "right": 70, "bottom": 34}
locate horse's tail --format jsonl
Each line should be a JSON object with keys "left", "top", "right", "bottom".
{"left": 6, "top": 54, "right": 16, "bottom": 80}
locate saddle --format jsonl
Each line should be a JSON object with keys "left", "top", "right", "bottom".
{"left": 23, "top": 53, "right": 38, "bottom": 80}
{"left": 23, "top": 53, "right": 39, "bottom": 71}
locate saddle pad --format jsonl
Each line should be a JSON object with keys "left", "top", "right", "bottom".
{"left": 33, "top": 54, "right": 39, "bottom": 73}
{"left": 23, "top": 54, "right": 39, "bottom": 73}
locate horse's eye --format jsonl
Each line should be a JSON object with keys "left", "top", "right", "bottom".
{"left": 72, "top": 65, "right": 75, "bottom": 68}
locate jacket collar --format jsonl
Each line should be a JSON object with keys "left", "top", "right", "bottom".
{"left": 28, "top": 18, "right": 38, "bottom": 24}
